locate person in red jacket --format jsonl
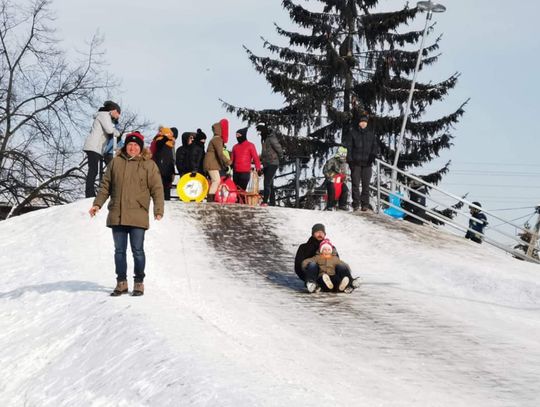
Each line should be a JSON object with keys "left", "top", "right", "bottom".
{"left": 231, "top": 127, "right": 262, "bottom": 191}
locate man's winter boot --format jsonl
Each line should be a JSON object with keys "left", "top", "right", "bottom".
{"left": 306, "top": 281, "right": 318, "bottom": 293}
{"left": 207, "top": 194, "right": 215, "bottom": 203}
{"left": 132, "top": 282, "right": 144, "bottom": 297}
{"left": 110, "top": 280, "right": 128, "bottom": 297}
{"left": 338, "top": 276, "right": 350, "bottom": 292}
{"left": 322, "top": 273, "right": 334, "bottom": 290}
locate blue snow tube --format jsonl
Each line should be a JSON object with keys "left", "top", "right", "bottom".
{"left": 384, "top": 192, "right": 405, "bottom": 219}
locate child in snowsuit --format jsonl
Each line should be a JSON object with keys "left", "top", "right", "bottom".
{"left": 301, "top": 239, "right": 352, "bottom": 292}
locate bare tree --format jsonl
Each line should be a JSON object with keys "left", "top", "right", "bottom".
{"left": 0, "top": 0, "right": 118, "bottom": 218}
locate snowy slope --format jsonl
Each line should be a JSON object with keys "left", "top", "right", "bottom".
{"left": 1, "top": 200, "right": 539, "bottom": 407}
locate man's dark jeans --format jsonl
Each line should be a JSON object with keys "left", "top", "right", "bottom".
{"left": 112, "top": 226, "right": 146, "bottom": 282}
{"left": 350, "top": 164, "right": 373, "bottom": 209}
{"left": 263, "top": 164, "right": 278, "bottom": 205}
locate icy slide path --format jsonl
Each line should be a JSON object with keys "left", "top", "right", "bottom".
{"left": 0, "top": 200, "right": 539, "bottom": 406}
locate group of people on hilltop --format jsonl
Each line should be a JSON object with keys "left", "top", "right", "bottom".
{"left": 82, "top": 101, "right": 284, "bottom": 207}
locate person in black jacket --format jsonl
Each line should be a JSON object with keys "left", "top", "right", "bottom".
{"left": 343, "top": 112, "right": 380, "bottom": 211}
{"left": 175, "top": 132, "right": 195, "bottom": 176}
{"left": 294, "top": 223, "right": 355, "bottom": 293}
{"left": 185, "top": 129, "right": 207, "bottom": 175}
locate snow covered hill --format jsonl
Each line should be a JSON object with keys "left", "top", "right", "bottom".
{"left": 1, "top": 200, "right": 539, "bottom": 407}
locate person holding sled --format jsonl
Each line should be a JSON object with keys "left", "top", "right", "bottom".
{"left": 231, "top": 127, "right": 262, "bottom": 191}
{"left": 302, "top": 238, "right": 352, "bottom": 293}
{"left": 465, "top": 201, "right": 488, "bottom": 244}
{"left": 89, "top": 131, "right": 164, "bottom": 297}
{"left": 203, "top": 119, "right": 232, "bottom": 202}
{"left": 151, "top": 126, "right": 176, "bottom": 201}
{"left": 256, "top": 122, "right": 284, "bottom": 206}
{"left": 294, "top": 223, "right": 355, "bottom": 293}
{"left": 322, "top": 146, "right": 349, "bottom": 211}
{"left": 342, "top": 111, "right": 380, "bottom": 211}
{"left": 83, "top": 100, "right": 121, "bottom": 197}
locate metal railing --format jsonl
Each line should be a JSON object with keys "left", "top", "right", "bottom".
{"left": 374, "top": 159, "right": 540, "bottom": 264}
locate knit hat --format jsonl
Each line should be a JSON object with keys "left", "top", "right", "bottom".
{"left": 124, "top": 131, "right": 144, "bottom": 150}
{"left": 171, "top": 127, "right": 179, "bottom": 139}
{"left": 319, "top": 239, "right": 333, "bottom": 253}
{"left": 311, "top": 223, "right": 326, "bottom": 235}
{"left": 359, "top": 114, "right": 369, "bottom": 122}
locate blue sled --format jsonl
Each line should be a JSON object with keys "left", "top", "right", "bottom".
{"left": 384, "top": 192, "right": 405, "bottom": 219}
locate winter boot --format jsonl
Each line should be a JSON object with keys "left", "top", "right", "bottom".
{"left": 338, "top": 276, "right": 350, "bottom": 292}
{"left": 110, "top": 280, "right": 128, "bottom": 297}
{"left": 207, "top": 194, "right": 215, "bottom": 203}
{"left": 322, "top": 273, "right": 334, "bottom": 290}
{"left": 306, "top": 281, "right": 318, "bottom": 293}
{"left": 132, "top": 282, "right": 144, "bottom": 297}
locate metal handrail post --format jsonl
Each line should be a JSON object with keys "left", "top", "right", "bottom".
{"left": 376, "top": 160, "right": 381, "bottom": 213}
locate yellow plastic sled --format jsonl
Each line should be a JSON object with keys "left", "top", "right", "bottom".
{"left": 176, "top": 173, "right": 209, "bottom": 202}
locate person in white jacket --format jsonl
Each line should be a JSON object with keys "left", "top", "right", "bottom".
{"left": 83, "top": 101, "right": 121, "bottom": 197}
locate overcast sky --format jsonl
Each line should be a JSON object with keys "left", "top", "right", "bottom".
{"left": 54, "top": 0, "right": 540, "bottom": 225}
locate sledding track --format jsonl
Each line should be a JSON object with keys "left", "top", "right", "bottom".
{"left": 181, "top": 204, "right": 540, "bottom": 407}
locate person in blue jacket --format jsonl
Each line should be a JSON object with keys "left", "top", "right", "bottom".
{"left": 465, "top": 201, "right": 488, "bottom": 244}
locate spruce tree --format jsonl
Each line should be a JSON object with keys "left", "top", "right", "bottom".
{"left": 222, "top": 0, "right": 466, "bottom": 207}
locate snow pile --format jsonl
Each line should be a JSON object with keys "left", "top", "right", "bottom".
{"left": 1, "top": 200, "right": 539, "bottom": 406}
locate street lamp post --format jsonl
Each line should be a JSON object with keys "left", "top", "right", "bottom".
{"left": 390, "top": 0, "right": 446, "bottom": 192}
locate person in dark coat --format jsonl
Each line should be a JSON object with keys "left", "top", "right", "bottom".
{"left": 257, "top": 122, "right": 284, "bottom": 206}
{"left": 342, "top": 111, "right": 380, "bottom": 211}
{"left": 465, "top": 201, "right": 488, "bottom": 244}
{"left": 152, "top": 127, "right": 176, "bottom": 201}
{"left": 294, "top": 223, "right": 355, "bottom": 293}
{"left": 175, "top": 132, "right": 195, "bottom": 176}
{"left": 185, "top": 129, "right": 207, "bottom": 176}
{"left": 403, "top": 178, "right": 427, "bottom": 225}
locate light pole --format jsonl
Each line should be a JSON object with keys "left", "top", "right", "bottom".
{"left": 391, "top": 0, "right": 446, "bottom": 192}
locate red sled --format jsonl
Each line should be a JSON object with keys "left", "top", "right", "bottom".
{"left": 323, "top": 174, "right": 345, "bottom": 202}
{"left": 333, "top": 174, "right": 345, "bottom": 200}
{"left": 214, "top": 176, "right": 238, "bottom": 204}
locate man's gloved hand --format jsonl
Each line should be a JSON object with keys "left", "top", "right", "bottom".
{"left": 190, "top": 172, "right": 197, "bottom": 178}
{"left": 257, "top": 169, "right": 263, "bottom": 177}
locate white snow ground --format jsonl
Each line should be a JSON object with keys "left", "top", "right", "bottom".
{"left": 1, "top": 200, "right": 539, "bottom": 407}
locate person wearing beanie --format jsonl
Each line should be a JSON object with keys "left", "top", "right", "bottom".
{"left": 465, "top": 201, "right": 488, "bottom": 244}
{"left": 231, "top": 127, "right": 262, "bottom": 191}
{"left": 185, "top": 129, "right": 207, "bottom": 176}
{"left": 301, "top": 238, "right": 353, "bottom": 292}
{"left": 257, "top": 122, "right": 284, "bottom": 206}
{"left": 203, "top": 119, "right": 232, "bottom": 202}
{"left": 175, "top": 132, "right": 195, "bottom": 177}
{"left": 322, "top": 146, "right": 350, "bottom": 211}
{"left": 83, "top": 100, "right": 122, "bottom": 197}
{"left": 89, "top": 131, "right": 164, "bottom": 297}
{"left": 151, "top": 127, "right": 176, "bottom": 201}
{"left": 294, "top": 223, "right": 356, "bottom": 293}
{"left": 342, "top": 110, "right": 380, "bottom": 212}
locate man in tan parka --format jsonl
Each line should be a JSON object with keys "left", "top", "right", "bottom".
{"left": 89, "top": 131, "right": 164, "bottom": 297}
